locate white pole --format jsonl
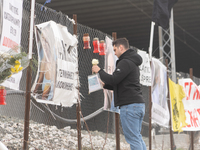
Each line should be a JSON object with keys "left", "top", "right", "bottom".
{"left": 148, "top": 22, "right": 155, "bottom": 61}
{"left": 28, "top": 0, "right": 35, "bottom": 59}
{"left": 169, "top": 9, "right": 176, "bottom": 82}
{"left": 148, "top": 22, "right": 155, "bottom": 150}
{"left": 158, "top": 26, "right": 164, "bottom": 63}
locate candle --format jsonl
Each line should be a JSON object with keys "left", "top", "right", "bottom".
{"left": 0, "top": 86, "right": 6, "bottom": 105}
{"left": 83, "top": 33, "right": 91, "bottom": 49}
{"left": 93, "top": 38, "right": 100, "bottom": 53}
{"left": 99, "top": 40, "right": 106, "bottom": 55}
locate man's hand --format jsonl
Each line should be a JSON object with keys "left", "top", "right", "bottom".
{"left": 99, "top": 79, "right": 105, "bottom": 87}
{"left": 92, "top": 65, "right": 100, "bottom": 73}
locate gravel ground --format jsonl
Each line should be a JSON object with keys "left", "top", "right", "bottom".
{"left": 1, "top": 114, "right": 200, "bottom": 150}
{"left": 0, "top": 115, "right": 131, "bottom": 150}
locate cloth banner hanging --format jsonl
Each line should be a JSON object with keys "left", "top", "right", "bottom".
{"left": 152, "top": 0, "right": 178, "bottom": 29}
{"left": 0, "top": 0, "right": 23, "bottom": 90}
{"left": 168, "top": 78, "right": 187, "bottom": 132}
{"left": 178, "top": 78, "right": 200, "bottom": 131}
{"left": 151, "top": 58, "right": 169, "bottom": 127}
{"left": 32, "top": 21, "right": 79, "bottom": 107}
{"left": 138, "top": 49, "right": 151, "bottom": 86}
{"left": 103, "top": 36, "right": 119, "bottom": 113}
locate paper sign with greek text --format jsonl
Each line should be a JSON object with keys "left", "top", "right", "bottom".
{"left": 151, "top": 58, "right": 169, "bottom": 127}
{"left": 138, "top": 50, "right": 151, "bottom": 86}
{"left": 32, "top": 21, "right": 78, "bottom": 107}
{"left": 178, "top": 78, "right": 200, "bottom": 131}
{"left": 0, "top": 0, "right": 23, "bottom": 90}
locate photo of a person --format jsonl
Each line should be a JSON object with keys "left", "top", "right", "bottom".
{"left": 152, "top": 59, "right": 167, "bottom": 109}
{"left": 33, "top": 27, "right": 57, "bottom": 101}
{"left": 104, "top": 40, "right": 115, "bottom": 110}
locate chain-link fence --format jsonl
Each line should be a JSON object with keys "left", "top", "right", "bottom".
{"left": 0, "top": 0, "right": 200, "bottom": 149}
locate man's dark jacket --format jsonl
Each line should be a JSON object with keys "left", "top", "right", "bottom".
{"left": 98, "top": 48, "right": 145, "bottom": 107}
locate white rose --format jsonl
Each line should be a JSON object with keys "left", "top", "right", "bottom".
{"left": 92, "top": 59, "right": 99, "bottom": 65}
{"left": 0, "top": 51, "right": 10, "bottom": 58}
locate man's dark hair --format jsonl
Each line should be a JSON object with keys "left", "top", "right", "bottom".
{"left": 112, "top": 38, "right": 129, "bottom": 49}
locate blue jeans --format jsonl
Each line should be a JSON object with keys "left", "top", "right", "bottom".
{"left": 120, "top": 103, "right": 147, "bottom": 150}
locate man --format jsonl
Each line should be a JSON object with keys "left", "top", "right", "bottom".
{"left": 92, "top": 38, "right": 146, "bottom": 150}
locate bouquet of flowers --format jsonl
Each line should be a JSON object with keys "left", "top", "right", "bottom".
{"left": 0, "top": 49, "right": 30, "bottom": 84}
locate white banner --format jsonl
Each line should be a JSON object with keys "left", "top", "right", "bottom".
{"left": 151, "top": 58, "right": 169, "bottom": 127}
{"left": 103, "top": 36, "right": 119, "bottom": 113}
{"left": 179, "top": 78, "right": 200, "bottom": 131}
{"left": 138, "top": 49, "right": 151, "bottom": 86}
{"left": 32, "top": 21, "right": 78, "bottom": 107}
{"left": 0, "top": 0, "right": 23, "bottom": 90}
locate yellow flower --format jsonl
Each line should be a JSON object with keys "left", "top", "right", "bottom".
{"left": 11, "top": 67, "right": 15, "bottom": 73}
{"left": 19, "top": 67, "right": 23, "bottom": 71}
{"left": 10, "top": 60, "right": 23, "bottom": 74}
{"left": 15, "top": 64, "right": 20, "bottom": 68}
{"left": 15, "top": 60, "right": 20, "bottom": 65}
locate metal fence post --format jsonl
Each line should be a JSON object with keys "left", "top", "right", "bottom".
{"left": 112, "top": 32, "right": 120, "bottom": 150}
{"left": 189, "top": 68, "right": 194, "bottom": 150}
{"left": 23, "top": 0, "right": 35, "bottom": 149}
{"left": 165, "top": 59, "right": 174, "bottom": 150}
{"left": 149, "top": 62, "right": 152, "bottom": 150}
{"left": 73, "top": 14, "right": 82, "bottom": 150}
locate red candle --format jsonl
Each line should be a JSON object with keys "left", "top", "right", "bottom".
{"left": 93, "top": 38, "right": 100, "bottom": 53}
{"left": 99, "top": 40, "right": 106, "bottom": 55}
{"left": 83, "top": 33, "right": 91, "bottom": 49}
{"left": 0, "top": 86, "right": 6, "bottom": 105}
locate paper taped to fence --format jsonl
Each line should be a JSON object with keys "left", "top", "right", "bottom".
{"left": 32, "top": 21, "right": 79, "bottom": 107}
{"left": 169, "top": 78, "right": 187, "bottom": 132}
{"left": 151, "top": 58, "right": 169, "bottom": 127}
{"left": 0, "top": 0, "right": 23, "bottom": 90}
{"left": 103, "top": 36, "right": 120, "bottom": 113}
{"left": 178, "top": 78, "right": 200, "bottom": 131}
{"left": 138, "top": 49, "right": 151, "bottom": 86}
{"left": 88, "top": 73, "right": 102, "bottom": 93}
